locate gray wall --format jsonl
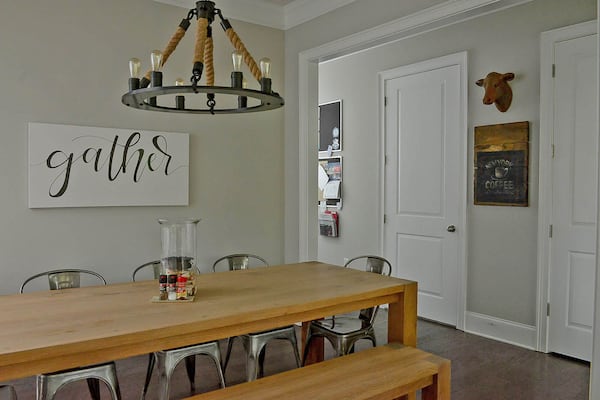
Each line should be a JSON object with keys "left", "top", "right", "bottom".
{"left": 286, "top": 0, "right": 596, "bottom": 327}
{"left": 0, "top": 0, "right": 285, "bottom": 294}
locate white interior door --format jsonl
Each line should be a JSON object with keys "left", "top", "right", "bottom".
{"left": 383, "top": 53, "right": 466, "bottom": 326}
{"left": 548, "top": 32, "right": 598, "bottom": 361}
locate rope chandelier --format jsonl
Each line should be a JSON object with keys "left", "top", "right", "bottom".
{"left": 122, "top": 1, "right": 284, "bottom": 115}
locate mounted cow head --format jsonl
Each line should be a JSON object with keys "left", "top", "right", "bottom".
{"left": 476, "top": 72, "right": 515, "bottom": 112}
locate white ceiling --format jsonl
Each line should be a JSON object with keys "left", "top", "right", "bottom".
{"left": 155, "top": 0, "right": 358, "bottom": 30}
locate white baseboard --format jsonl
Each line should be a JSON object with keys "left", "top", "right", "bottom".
{"left": 464, "top": 311, "right": 537, "bottom": 350}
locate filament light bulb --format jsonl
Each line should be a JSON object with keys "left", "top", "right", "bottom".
{"left": 151, "top": 50, "right": 163, "bottom": 72}
{"left": 231, "top": 50, "right": 243, "bottom": 72}
{"left": 259, "top": 57, "right": 271, "bottom": 79}
{"left": 129, "top": 58, "right": 141, "bottom": 79}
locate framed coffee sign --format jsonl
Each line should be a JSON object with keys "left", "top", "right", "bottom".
{"left": 474, "top": 121, "right": 529, "bottom": 206}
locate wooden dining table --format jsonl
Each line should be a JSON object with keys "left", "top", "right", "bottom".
{"left": 0, "top": 261, "right": 417, "bottom": 381}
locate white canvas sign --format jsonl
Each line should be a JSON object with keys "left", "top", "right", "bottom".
{"left": 28, "top": 123, "right": 189, "bottom": 208}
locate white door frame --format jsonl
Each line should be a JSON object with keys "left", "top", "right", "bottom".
{"left": 537, "top": 19, "right": 597, "bottom": 353}
{"left": 378, "top": 52, "right": 468, "bottom": 329}
{"left": 296, "top": 0, "right": 533, "bottom": 263}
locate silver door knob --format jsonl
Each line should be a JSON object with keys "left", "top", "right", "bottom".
{"left": 447, "top": 225, "right": 456, "bottom": 232}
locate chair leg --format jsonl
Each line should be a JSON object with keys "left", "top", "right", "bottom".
{"left": 258, "top": 347, "right": 266, "bottom": 378}
{"left": 209, "top": 350, "right": 227, "bottom": 389}
{"left": 222, "top": 337, "right": 236, "bottom": 372}
{"left": 288, "top": 329, "right": 302, "bottom": 368}
{"left": 0, "top": 386, "right": 17, "bottom": 400}
{"left": 301, "top": 331, "right": 313, "bottom": 366}
{"left": 184, "top": 355, "right": 196, "bottom": 392}
{"left": 155, "top": 352, "right": 173, "bottom": 400}
{"left": 243, "top": 336, "right": 265, "bottom": 382}
{"left": 87, "top": 378, "right": 100, "bottom": 400}
{"left": 140, "top": 353, "right": 155, "bottom": 400}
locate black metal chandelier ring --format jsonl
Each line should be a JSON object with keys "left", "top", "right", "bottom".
{"left": 122, "top": 85, "right": 284, "bottom": 114}
{"left": 121, "top": 1, "right": 284, "bottom": 116}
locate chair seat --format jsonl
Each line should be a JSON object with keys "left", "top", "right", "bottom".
{"left": 37, "top": 361, "right": 121, "bottom": 400}
{"left": 312, "top": 316, "right": 370, "bottom": 334}
{"left": 245, "top": 326, "right": 295, "bottom": 336}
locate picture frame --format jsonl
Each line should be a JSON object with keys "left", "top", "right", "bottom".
{"left": 28, "top": 123, "right": 189, "bottom": 208}
{"left": 318, "top": 99, "right": 342, "bottom": 154}
{"left": 474, "top": 121, "right": 529, "bottom": 206}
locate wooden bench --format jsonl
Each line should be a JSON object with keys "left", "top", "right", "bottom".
{"left": 184, "top": 343, "right": 450, "bottom": 400}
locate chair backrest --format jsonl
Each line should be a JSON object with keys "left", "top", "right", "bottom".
{"left": 344, "top": 255, "right": 392, "bottom": 324}
{"left": 0, "top": 385, "right": 17, "bottom": 400}
{"left": 132, "top": 260, "right": 162, "bottom": 281}
{"left": 212, "top": 253, "right": 269, "bottom": 272}
{"left": 344, "top": 255, "right": 392, "bottom": 276}
{"left": 19, "top": 269, "right": 107, "bottom": 293}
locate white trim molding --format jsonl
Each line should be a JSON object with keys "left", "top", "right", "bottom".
{"left": 297, "top": 0, "right": 532, "bottom": 262}
{"left": 283, "top": 0, "right": 358, "bottom": 29}
{"left": 465, "top": 312, "right": 537, "bottom": 350}
{"left": 154, "top": 0, "right": 358, "bottom": 30}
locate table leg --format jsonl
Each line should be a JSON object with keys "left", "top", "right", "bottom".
{"left": 422, "top": 358, "right": 451, "bottom": 400}
{"left": 301, "top": 321, "right": 324, "bottom": 365}
{"left": 388, "top": 281, "right": 417, "bottom": 346}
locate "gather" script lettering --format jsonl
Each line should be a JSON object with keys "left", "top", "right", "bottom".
{"left": 45, "top": 132, "right": 174, "bottom": 197}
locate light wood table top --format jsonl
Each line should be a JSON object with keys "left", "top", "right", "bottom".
{"left": 0, "top": 262, "right": 416, "bottom": 381}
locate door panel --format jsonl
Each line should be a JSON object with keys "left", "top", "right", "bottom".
{"left": 384, "top": 58, "right": 464, "bottom": 326}
{"left": 548, "top": 33, "right": 597, "bottom": 361}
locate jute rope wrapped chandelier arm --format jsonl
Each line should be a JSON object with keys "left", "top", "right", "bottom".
{"left": 192, "top": 16, "right": 209, "bottom": 84}
{"left": 204, "top": 28, "right": 215, "bottom": 86}
{"left": 224, "top": 27, "right": 262, "bottom": 81}
{"left": 141, "top": 17, "right": 192, "bottom": 88}
{"left": 122, "top": 0, "right": 283, "bottom": 115}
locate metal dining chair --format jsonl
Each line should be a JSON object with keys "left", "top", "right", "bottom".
{"left": 132, "top": 261, "right": 225, "bottom": 400}
{"left": 19, "top": 269, "right": 121, "bottom": 400}
{"left": 0, "top": 385, "right": 17, "bottom": 400}
{"left": 302, "top": 256, "right": 393, "bottom": 364}
{"left": 213, "top": 254, "right": 301, "bottom": 381}
{"left": 211, "top": 253, "right": 269, "bottom": 272}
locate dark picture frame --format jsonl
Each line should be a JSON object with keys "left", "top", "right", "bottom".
{"left": 318, "top": 100, "right": 342, "bottom": 154}
{"left": 474, "top": 121, "right": 529, "bottom": 206}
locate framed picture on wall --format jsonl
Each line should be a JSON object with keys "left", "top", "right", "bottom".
{"left": 474, "top": 121, "right": 529, "bottom": 206}
{"left": 318, "top": 100, "right": 342, "bottom": 154}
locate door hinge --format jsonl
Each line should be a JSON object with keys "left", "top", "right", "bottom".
{"left": 552, "top": 63, "right": 556, "bottom": 78}
{"left": 549, "top": 224, "right": 553, "bottom": 238}
{"left": 551, "top": 144, "right": 555, "bottom": 158}
{"left": 384, "top": 96, "right": 388, "bottom": 106}
{"left": 385, "top": 155, "right": 388, "bottom": 165}
{"left": 384, "top": 214, "right": 387, "bottom": 224}
{"left": 547, "top": 302, "right": 550, "bottom": 317}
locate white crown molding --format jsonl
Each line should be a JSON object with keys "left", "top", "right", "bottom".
{"left": 154, "top": 0, "right": 358, "bottom": 30}
{"left": 283, "top": 0, "right": 358, "bottom": 29}
{"left": 305, "top": 0, "right": 534, "bottom": 63}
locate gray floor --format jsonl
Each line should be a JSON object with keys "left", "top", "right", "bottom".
{"left": 4, "top": 310, "right": 590, "bottom": 399}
